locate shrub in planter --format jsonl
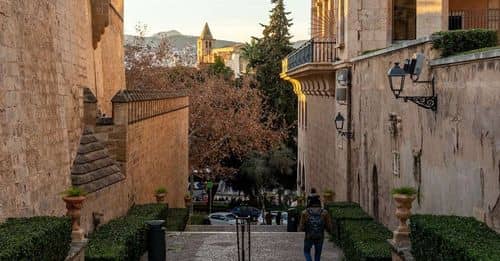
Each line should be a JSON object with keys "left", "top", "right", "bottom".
{"left": 410, "top": 215, "right": 500, "bottom": 260}
{"left": 433, "top": 29, "right": 498, "bottom": 57}
{"left": 0, "top": 216, "right": 71, "bottom": 261}
{"left": 85, "top": 204, "right": 168, "bottom": 260}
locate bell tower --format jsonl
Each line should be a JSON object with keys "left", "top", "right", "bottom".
{"left": 197, "top": 22, "right": 215, "bottom": 65}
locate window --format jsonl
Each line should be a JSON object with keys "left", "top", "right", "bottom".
{"left": 393, "top": 0, "right": 416, "bottom": 41}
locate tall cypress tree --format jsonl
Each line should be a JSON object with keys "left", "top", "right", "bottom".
{"left": 246, "top": 0, "right": 297, "bottom": 138}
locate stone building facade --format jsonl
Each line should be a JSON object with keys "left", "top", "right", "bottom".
{"left": 282, "top": 0, "right": 500, "bottom": 231}
{"left": 0, "top": 0, "right": 189, "bottom": 234}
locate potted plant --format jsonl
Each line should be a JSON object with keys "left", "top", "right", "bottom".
{"left": 297, "top": 195, "right": 305, "bottom": 206}
{"left": 184, "top": 193, "right": 192, "bottom": 206}
{"left": 323, "top": 189, "right": 335, "bottom": 203}
{"left": 155, "top": 187, "right": 167, "bottom": 203}
{"left": 391, "top": 186, "right": 417, "bottom": 247}
{"left": 62, "top": 187, "right": 87, "bottom": 241}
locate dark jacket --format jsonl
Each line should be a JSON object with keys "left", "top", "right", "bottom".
{"left": 298, "top": 207, "right": 333, "bottom": 241}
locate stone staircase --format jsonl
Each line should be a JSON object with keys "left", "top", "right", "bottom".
{"left": 185, "top": 225, "right": 287, "bottom": 232}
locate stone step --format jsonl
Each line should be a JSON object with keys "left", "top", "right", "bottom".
{"left": 185, "top": 225, "right": 288, "bottom": 232}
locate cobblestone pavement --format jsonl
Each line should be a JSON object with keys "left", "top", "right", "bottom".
{"left": 165, "top": 231, "right": 344, "bottom": 261}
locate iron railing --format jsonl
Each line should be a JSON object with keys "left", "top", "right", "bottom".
{"left": 449, "top": 9, "right": 500, "bottom": 31}
{"left": 286, "top": 39, "right": 337, "bottom": 71}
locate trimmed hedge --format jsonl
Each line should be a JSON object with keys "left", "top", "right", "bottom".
{"left": 433, "top": 29, "right": 498, "bottom": 57}
{"left": 0, "top": 216, "right": 71, "bottom": 261}
{"left": 166, "top": 208, "right": 189, "bottom": 231}
{"left": 327, "top": 202, "right": 392, "bottom": 261}
{"left": 85, "top": 204, "right": 168, "bottom": 261}
{"left": 410, "top": 215, "right": 500, "bottom": 261}
{"left": 328, "top": 202, "right": 373, "bottom": 244}
{"left": 340, "top": 220, "right": 392, "bottom": 261}
{"left": 192, "top": 203, "right": 230, "bottom": 213}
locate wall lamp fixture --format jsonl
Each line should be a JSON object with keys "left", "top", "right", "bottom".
{"left": 387, "top": 53, "right": 437, "bottom": 112}
{"left": 334, "top": 112, "right": 354, "bottom": 139}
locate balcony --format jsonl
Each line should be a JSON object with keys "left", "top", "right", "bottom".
{"left": 283, "top": 39, "right": 337, "bottom": 73}
{"left": 449, "top": 9, "right": 500, "bottom": 31}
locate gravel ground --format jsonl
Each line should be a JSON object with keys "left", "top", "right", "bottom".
{"left": 164, "top": 232, "right": 344, "bottom": 261}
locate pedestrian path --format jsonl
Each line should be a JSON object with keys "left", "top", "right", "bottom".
{"left": 165, "top": 230, "right": 344, "bottom": 261}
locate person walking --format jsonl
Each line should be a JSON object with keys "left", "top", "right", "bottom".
{"left": 299, "top": 190, "right": 332, "bottom": 261}
{"left": 306, "top": 188, "right": 320, "bottom": 207}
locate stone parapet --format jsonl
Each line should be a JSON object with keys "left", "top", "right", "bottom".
{"left": 112, "top": 90, "right": 189, "bottom": 124}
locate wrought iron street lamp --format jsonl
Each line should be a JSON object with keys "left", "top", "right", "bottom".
{"left": 335, "top": 112, "right": 354, "bottom": 139}
{"left": 387, "top": 62, "right": 406, "bottom": 98}
{"left": 387, "top": 53, "right": 438, "bottom": 112}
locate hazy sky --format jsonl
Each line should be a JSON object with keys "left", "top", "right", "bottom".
{"left": 124, "top": 0, "right": 310, "bottom": 42}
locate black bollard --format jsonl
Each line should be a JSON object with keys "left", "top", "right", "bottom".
{"left": 146, "top": 220, "right": 166, "bottom": 261}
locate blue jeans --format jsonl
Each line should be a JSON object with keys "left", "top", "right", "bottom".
{"left": 304, "top": 239, "right": 324, "bottom": 261}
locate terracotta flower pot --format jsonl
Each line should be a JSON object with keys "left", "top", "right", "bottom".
{"left": 323, "top": 192, "right": 335, "bottom": 203}
{"left": 63, "top": 196, "right": 86, "bottom": 241}
{"left": 184, "top": 196, "right": 192, "bottom": 206}
{"left": 392, "top": 194, "right": 416, "bottom": 247}
{"left": 155, "top": 193, "right": 166, "bottom": 203}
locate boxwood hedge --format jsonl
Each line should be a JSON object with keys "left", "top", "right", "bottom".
{"left": 166, "top": 208, "right": 189, "bottom": 231}
{"left": 433, "top": 29, "right": 498, "bottom": 57}
{"left": 340, "top": 220, "right": 392, "bottom": 261}
{"left": 0, "top": 216, "right": 71, "bottom": 261}
{"left": 327, "top": 202, "right": 391, "bottom": 261}
{"left": 410, "top": 215, "right": 500, "bottom": 261}
{"left": 85, "top": 204, "right": 168, "bottom": 261}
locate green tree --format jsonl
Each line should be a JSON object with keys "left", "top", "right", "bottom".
{"left": 246, "top": 0, "right": 297, "bottom": 135}
{"left": 208, "top": 56, "right": 234, "bottom": 80}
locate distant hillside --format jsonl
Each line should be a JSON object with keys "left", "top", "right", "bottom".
{"left": 124, "top": 30, "right": 307, "bottom": 67}
{"left": 125, "top": 30, "right": 240, "bottom": 50}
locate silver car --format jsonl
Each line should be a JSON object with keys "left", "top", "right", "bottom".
{"left": 208, "top": 212, "right": 237, "bottom": 225}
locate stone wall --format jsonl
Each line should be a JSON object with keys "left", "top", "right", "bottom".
{"left": 350, "top": 43, "right": 500, "bottom": 230}
{"left": 127, "top": 97, "right": 189, "bottom": 208}
{"left": 0, "top": 0, "right": 95, "bottom": 220}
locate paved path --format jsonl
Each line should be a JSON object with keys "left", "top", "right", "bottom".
{"left": 165, "top": 231, "right": 344, "bottom": 261}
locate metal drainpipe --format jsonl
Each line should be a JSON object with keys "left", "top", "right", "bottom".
{"left": 346, "top": 67, "right": 353, "bottom": 202}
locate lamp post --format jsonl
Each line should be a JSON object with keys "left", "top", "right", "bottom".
{"left": 190, "top": 169, "right": 198, "bottom": 216}
{"left": 334, "top": 112, "right": 354, "bottom": 139}
{"left": 205, "top": 168, "right": 213, "bottom": 214}
{"left": 387, "top": 53, "right": 438, "bottom": 111}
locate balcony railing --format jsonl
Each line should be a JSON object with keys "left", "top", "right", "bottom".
{"left": 286, "top": 39, "right": 337, "bottom": 71}
{"left": 449, "top": 9, "right": 500, "bottom": 31}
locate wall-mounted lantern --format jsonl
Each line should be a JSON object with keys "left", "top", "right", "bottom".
{"left": 334, "top": 112, "right": 354, "bottom": 139}
{"left": 336, "top": 68, "right": 351, "bottom": 105}
{"left": 387, "top": 53, "right": 437, "bottom": 112}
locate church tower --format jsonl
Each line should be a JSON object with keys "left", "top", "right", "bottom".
{"left": 197, "top": 23, "right": 215, "bottom": 65}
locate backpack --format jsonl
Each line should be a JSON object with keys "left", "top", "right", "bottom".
{"left": 305, "top": 208, "right": 325, "bottom": 240}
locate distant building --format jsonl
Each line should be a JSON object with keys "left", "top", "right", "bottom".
{"left": 196, "top": 23, "right": 250, "bottom": 77}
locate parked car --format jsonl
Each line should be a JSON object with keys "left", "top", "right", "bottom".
{"left": 208, "top": 212, "right": 237, "bottom": 225}
{"left": 231, "top": 206, "right": 261, "bottom": 219}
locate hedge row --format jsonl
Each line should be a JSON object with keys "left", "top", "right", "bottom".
{"left": 166, "top": 208, "right": 190, "bottom": 231}
{"left": 192, "top": 203, "right": 230, "bottom": 213}
{"left": 340, "top": 220, "right": 392, "bottom": 261}
{"left": 410, "top": 215, "right": 500, "bottom": 260}
{"left": 328, "top": 202, "right": 391, "bottom": 261}
{"left": 433, "top": 29, "right": 498, "bottom": 57}
{"left": 85, "top": 204, "right": 168, "bottom": 261}
{"left": 0, "top": 216, "right": 72, "bottom": 261}
{"left": 328, "top": 202, "right": 373, "bottom": 244}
